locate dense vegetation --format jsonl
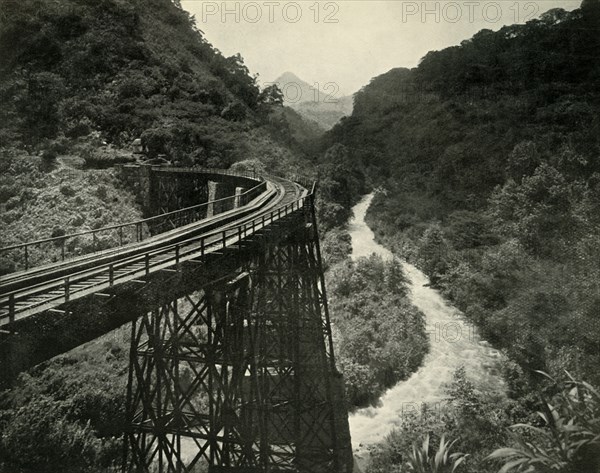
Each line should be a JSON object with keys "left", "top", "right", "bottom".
{"left": 325, "top": 1, "right": 600, "bottom": 471}
{"left": 314, "top": 143, "right": 367, "bottom": 233}
{"left": 368, "top": 368, "right": 600, "bottom": 473}
{"left": 0, "top": 156, "right": 140, "bottom": 470}
{"left": 0, "top": 0, "right": 312, "bottom": 174}
{"left": 0, "top": 151, "right": 143, "bottom": 274}
{"left": 0, "top": 0, "right": 332, "bottom": 471}
{"left": 4, "top": 0, "right": 600, "bottom": 471}
{"left": 327, "top": 255, "right": 428, "bottom": 408}
{"left": 0, "top": 328, "right": 130, "bottom": 473}
{"left": 329, "top": 0, "right": 600, "bottom": 391}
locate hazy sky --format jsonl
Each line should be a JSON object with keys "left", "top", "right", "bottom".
{"left": 181, "top": 0, "right": 581, "bottom": 96}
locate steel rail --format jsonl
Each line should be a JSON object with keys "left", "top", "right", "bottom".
{"left": 0, "top": 179, "right": 279, "bottom": 293}
{"left": 0, "top": 168, "right": 266, "bottom": 271}
{"left": 0, "top": 174, "right": 310, "bottom": 327}
{"left": 0, "top": 181, "right": 265, "bottom": 252}
{"left": 0, "top": 182, "right": 275, "bottom": 291}
{"left": 0, "top": 191, "right": 307, "bottom": 325}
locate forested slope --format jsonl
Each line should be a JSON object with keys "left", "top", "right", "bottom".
{"left": 325, "top": 3, "right": 600, "bottom": 471}
{"left": 327, "top": 0, "right": 600, "bottom": 386}
{"left": 328, "top": 3, "right": 600, "bottom": 210}
{"left": 0, "top": 0, "right": 326, "bottom": 264}
{"left": 0, "top": 0, "right": 308, "bottom": 172}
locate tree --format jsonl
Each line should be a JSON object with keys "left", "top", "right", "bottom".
{"left": 506, "top": 141, "right": 540, "bottom": 182}
{"left": 220, "top": 53, "right": 260, "bottom": 108}
{"left": 220, "top": 101, "right": 247, "bottom": 121}
{"left": 141, "top": 127, "right": 173, "bottom": 158}
{"left": 259, "top": 84, "right": 284, "bottom": 106}
{"left": 417, "top": 225, "right": 450, "bottom": 285}
{"left": 488, "top": 163, "right": 577, "bottom": 256}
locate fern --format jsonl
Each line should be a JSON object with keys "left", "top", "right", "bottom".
{"left": 487, "top": 371, "right": 600, "bottom": 472}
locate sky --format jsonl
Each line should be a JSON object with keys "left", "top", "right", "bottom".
{"left": 181, "top": 0, "right": 582, "bottom": 96}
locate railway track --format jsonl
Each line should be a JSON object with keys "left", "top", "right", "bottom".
{"left": 0, "top": 171, "right": 308, "bottom": 330}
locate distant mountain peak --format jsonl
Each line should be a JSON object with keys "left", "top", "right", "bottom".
{"left": 277, "top": 71, "right": 303, "bottom": 81}
{"left": 271, "top": 71, "right": 326, "bottom": 105}
{"left": 273, "top": 71, "right": 312, "bottom": 89}
{"left": 270, "top": 71, "right": 353, "bottom": 130}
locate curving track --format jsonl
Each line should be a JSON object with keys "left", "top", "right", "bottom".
{"left": 0, "top": 170, "right": 308, "bottom": 341}
{"left": 0, "top": 169, "right": 357, "bottom": 473}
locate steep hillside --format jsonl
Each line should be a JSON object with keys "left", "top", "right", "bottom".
{"left": 265, "top": 106, "right": 325, "bottom": 156}
{"left": 327, "top": 1, "right": 600, "bottom": 385}
{"left": 0, "top": 0, "right": 326, "bottom": 276}
{"left": 325, "top": 3, "right": 600, "bottom": 471}
{"left": 0, "top": 151, "right": 143, "bottom": 274}
{"left": 0, "top": 0, "right": 309, "bottom": 175}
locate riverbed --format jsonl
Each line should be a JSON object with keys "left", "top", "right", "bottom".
{"left": 347, "top": 193, "right": 506, "bottom": 464}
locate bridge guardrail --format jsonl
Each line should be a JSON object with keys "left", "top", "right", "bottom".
{"left": 0, "top": 185, "right": 313, "bottom": 327}
{"left": 144, "top": 166, "right": 258, "bottom": 179}
{"left": 0, "top": 169, "right": 266, "bottom": 273}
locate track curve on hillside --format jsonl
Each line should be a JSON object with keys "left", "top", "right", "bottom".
{"left": 0, "top": 168, "right": 309, "bottom": 365}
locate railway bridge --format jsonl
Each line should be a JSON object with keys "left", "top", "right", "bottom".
{"left": 0, "top": 166, "right": 353, "bottom": 473}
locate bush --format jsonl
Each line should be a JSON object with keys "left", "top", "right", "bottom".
{"left": 4, "top": 195, "right": 20, "bottom": 210}
{"left": 95, "top": 184, "right": 108, "bottom": 201}
{"left": 65, "top": 117, "right": 92, "bottom": 138}
{"left": 82, "top": 148, "right": 135, "bottom": 169}
{"left": 51, "top": 226, "right": 66, "bottom": 239}
{"left": 321, "top": 228, "right": 352, "bottom": 268}
{"left": 59, "top": 184, "right": 76, "bottom": 197}
{"left": 0, "top": 257, "right": 16, "bottom": 276}
{"left": 141, "top": 128, "right": 173, "bottom": 158}
{"left": 42, "top": 149, "right": 57, "bottom": 162}
{"left": 220, "top": 101, "right": 247, "bottom": 121}
{"left": 328, "top": 256, "right": 427, "bottom": 407}
{"left": 0, "top": 396, "right": 105, "bottom": 472}
{"left": 0, "top": 183, "right": 18, "bottom": 203}
{"left": 417, "top": 225, "right": 451, "bottom": 286}
{"left": 317, "top": 201, "right": 350, "bottom": 232}
{"left": 406, "top": 434, "right": 467, "bottom": 473}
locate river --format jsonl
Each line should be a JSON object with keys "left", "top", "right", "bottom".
{"left": 347, "top": 193, "right": 506, "bottom": 466}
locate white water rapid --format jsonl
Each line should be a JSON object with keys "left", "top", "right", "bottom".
{"left": 347, "top": 193, "right": 506, "bottom": 467}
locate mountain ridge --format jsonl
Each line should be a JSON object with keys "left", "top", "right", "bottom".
{"left": 272, "top": 71, "right": 354, "bottom": 130}
{"left": 0, "top": 0, "right": 308, "bottom": 176}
